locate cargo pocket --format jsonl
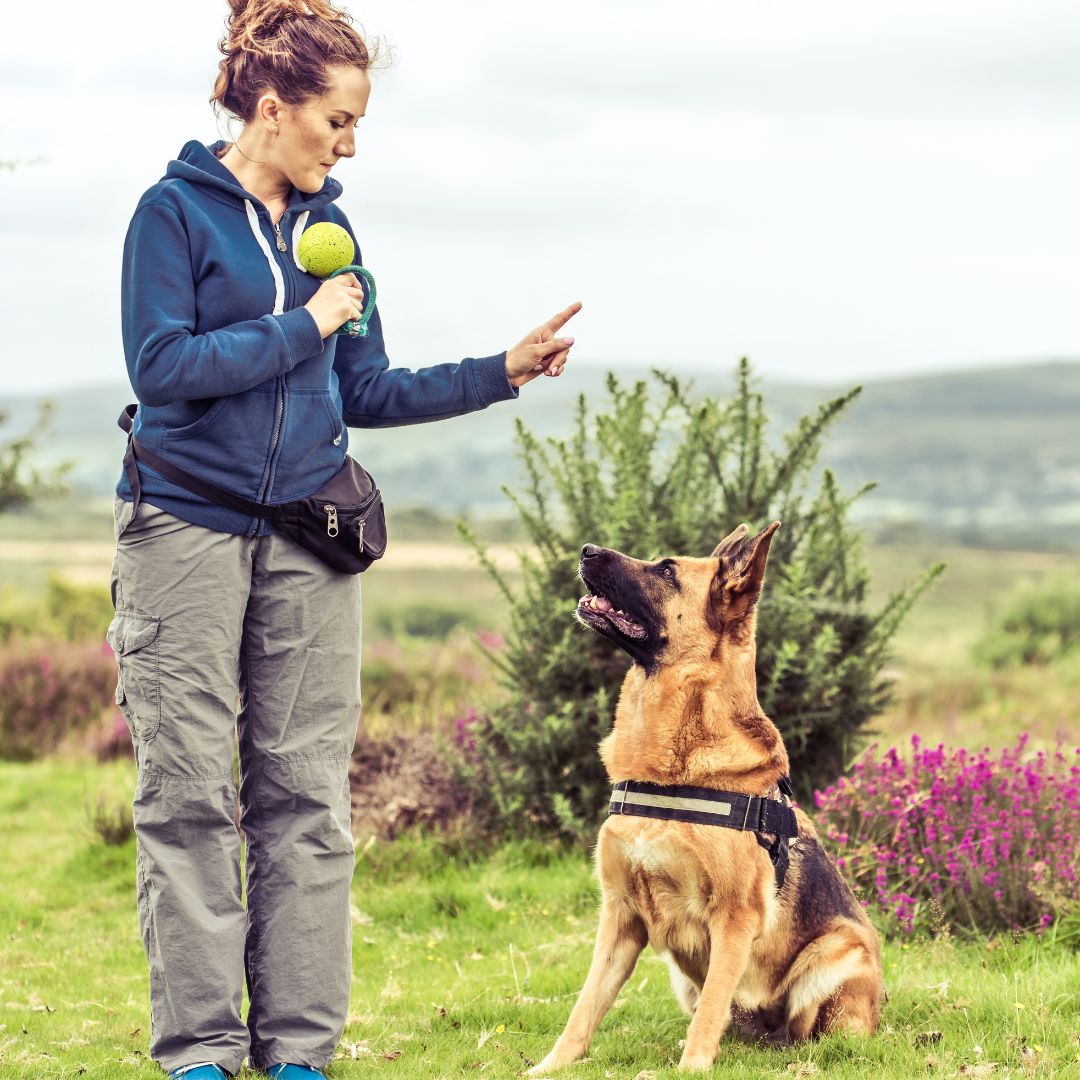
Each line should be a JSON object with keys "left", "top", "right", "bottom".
{"left": 106, "top": 611, "right": 162, "bottom": 741}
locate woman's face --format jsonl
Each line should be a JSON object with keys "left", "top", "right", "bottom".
{"left": 269, "top": 65, "right": 372, "bottom": 193}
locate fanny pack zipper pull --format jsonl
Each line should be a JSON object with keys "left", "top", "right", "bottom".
{"left": 324, "top": 504, "right": 339, "bottom": 537}
{"left": 357, "top": 520, "right": 365, "bottom": 553}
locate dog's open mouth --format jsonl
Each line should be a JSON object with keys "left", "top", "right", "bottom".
{"left": 576, "top": 593, "right": 647, "bottom": 639}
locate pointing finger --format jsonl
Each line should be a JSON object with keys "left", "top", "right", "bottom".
{"left": 542, "top": 301, "right": 583, "bottom": 337}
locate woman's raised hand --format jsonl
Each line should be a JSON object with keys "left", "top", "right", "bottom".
{"left": 505, "top": 302, "right": 583, "bottom": 388}
{"left": 304, "top": 273, "right": 366, "bottom": 339}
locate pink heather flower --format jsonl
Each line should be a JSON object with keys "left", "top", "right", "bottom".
{"left": 453, "top": 708, "right": 480, "bottom": 752}
{"left": 475, "top": 629, "right": 506, "bottom": 650}
{"left": 813, "top": 735, "right": 1080, "bottom": 935}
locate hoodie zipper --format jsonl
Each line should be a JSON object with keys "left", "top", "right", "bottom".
{"left": 253, "top": 208, "right": 291, "bottom": 528}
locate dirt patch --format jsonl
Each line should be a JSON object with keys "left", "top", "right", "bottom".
{"left": 349, "top": 730, "right": 473, "bottom": 840}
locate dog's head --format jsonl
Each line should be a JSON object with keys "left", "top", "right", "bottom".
{"left": 575, "top": 521, "right": 781, "bottom": 671}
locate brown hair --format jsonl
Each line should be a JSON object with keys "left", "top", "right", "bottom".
{"left": 211, "top": 0, "right": 381, "bottom": 123}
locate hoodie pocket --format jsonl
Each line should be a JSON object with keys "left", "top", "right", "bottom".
{"left": 106, "top": 611, "right": 162, "bottom": 740}
{"left": 165, "top": 396, "right": 231, "bottom": 441}
{"left": 321, "top": 395, "right": 345, "bottom": 446}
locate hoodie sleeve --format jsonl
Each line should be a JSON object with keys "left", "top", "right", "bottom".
{"left": 326, "top": 213, "right": 519, "bottom": 429}
{"left": 122, "top": 201, "right": 324, "bottom": 407}
{"left": 332, "top": 305, "right": 519, "bottom": 429}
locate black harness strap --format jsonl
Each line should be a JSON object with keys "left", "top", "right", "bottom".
{"left": 608, "top": 776, "right": 798, "bottom": 891}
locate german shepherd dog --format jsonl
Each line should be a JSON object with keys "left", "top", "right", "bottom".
{"left": 529, "top": 523, "right": 882, "bottom": 1074}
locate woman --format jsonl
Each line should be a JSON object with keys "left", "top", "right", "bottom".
{"left": 108, "top": 2, "right": 579, "bottom": 1077}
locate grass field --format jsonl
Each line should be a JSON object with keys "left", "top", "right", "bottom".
{"left": 857, "top": 544, "right": 1079, "bottom": 749}
{"left": 2, "top": 518, "right": 1078, "bottom": 1076}
{"left": 2, "top": 760, "right": 1079, "bottom": 1079}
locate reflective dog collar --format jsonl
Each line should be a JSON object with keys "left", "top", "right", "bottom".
{"left": 608, "top": 777, "right": 798, "bottom": 889}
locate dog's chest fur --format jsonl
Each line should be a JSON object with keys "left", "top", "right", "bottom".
{"left": 601, "top": 817, "right": 777, "bottom": 970}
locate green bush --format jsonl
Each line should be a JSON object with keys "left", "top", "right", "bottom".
{"left": 0, "top": 576, "right": 114, "bottom": 644}
{"left": 459, "top": 361, "right": 943, "bottom": 840}
{"left": 974, "top": 575, "right": 1080, "bottom": 668}
{"left": 373, "top": 602, "right": 479, "bottom": 640}
{"left": 0, "top": 401, "right": 71, "bottom": 513}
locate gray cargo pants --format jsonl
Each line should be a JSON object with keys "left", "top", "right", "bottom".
{"left": 107, "top": 496, "right": 362, "bottom": 1075}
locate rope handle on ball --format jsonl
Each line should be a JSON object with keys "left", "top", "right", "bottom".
{"left": 329, "top": 265, "right": 377, "bottom": 337}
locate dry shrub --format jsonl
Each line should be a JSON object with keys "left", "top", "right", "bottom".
{"left": 349, "top": 729, "right": 473, "bottom": 840}
{"left": 87, "top": 790, "right": 134, "bottom": 846}
{"left": 0, "top": 640, "right": 117, "bottom": 761}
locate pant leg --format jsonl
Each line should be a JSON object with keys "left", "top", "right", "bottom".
{"left": 237, "top": 531, "right": 362, "bottom": 1070}
{"left": 108, "top": 496, "right": 253, "bottom": 1076}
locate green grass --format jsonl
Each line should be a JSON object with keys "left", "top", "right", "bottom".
{"left": 2, "top": 760, "right": 1079, "bottom": 1078}
{"left": 863, "top": 544, "right": 1077, "bottom": 667}
{"left": 860, "top": 545, "right": 1078, "bottom": 750}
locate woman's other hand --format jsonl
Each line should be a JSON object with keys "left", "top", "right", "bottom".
{"left": 505, "top": 301, "right": 582, "bottom": 388}
{"left": 304, "top": 273, "right": 366, "bottom": 339}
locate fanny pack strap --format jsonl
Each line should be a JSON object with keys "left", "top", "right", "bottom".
{"left": 118, "top": 404, "right": 276, "bottom": 521}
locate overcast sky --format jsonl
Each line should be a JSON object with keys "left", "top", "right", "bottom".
{"left": 1, "top": 0, "right": 1077, "bottom": 395}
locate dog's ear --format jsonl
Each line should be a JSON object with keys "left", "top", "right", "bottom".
{"left": 711, "top": 523, "right": 749, "bottom": 559}
{"left": 709, "top": 521, "right": 781, "bottom": 627}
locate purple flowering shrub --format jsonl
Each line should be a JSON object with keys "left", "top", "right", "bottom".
{"left": 0, "top": 640, "right": 117, "bottom": 761}
{"left": 452, "top": 706, "right": 480, "bottom": 755}
{"left": 814, "top": 735, "right": 1080, "bottom": 935}
{"left": 360, "top": 631, "right": 492, "bottom": 734}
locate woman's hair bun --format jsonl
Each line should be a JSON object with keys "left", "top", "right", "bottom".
{"left": 212, "top": 0, "right": 382, "bottom": 122}
{"left": 224, "top": 0, "right": 326, "bottom": 58}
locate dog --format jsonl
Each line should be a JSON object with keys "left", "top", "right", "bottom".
{"left": 528, "top": 522, "right": 882, "bottom": 1074}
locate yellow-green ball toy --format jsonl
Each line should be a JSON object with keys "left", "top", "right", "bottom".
{"left": 297, "top": 222, "right": 356, "bottom": 279}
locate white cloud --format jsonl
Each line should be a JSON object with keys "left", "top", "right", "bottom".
{"left": 0, "top": 0, "right": 1077, "bottom": 393}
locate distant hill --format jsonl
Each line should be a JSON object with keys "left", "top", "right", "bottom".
{"left": 2, "top": 360, "right": 1078, "bottom": 548}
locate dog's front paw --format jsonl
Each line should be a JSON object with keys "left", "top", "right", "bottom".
{"left": 526, "top": 1051, "right": 564, "bottom": 1076}
{"left": 678, "top": 1050, "right": 718, "bottom": 1072}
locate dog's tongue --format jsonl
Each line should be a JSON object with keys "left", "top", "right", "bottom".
{"left": 578, "top": 594, "right": 647, "bottom": 639}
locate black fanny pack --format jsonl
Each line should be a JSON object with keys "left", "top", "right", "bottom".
{"left": 118, "top": 404, "right": 387, "bottom": 574}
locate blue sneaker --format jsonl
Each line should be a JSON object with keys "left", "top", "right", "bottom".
{"left": 265, "top": 1067, "right": 326, "bottom": 1079}
{"left": 168, "top": 1066, "right": 229, "bottom": 1080}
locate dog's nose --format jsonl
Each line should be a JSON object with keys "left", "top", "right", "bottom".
{"left": 581, "top": 544, "right": 604, "bottom": 560}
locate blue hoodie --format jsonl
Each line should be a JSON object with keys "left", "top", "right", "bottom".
{"left": 117, "top": 139, "right": 518, "bottom": 535}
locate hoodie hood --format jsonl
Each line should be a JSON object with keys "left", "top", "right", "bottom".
{"left": 164, "top": 139, "right": 343, "bottom": 212}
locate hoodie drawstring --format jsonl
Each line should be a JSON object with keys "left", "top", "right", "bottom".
{"left": 244, "top": 199, "right": 285, "bottom": 315}
{"left": 291, "top": 210, "right": 311, "bottom": 272}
